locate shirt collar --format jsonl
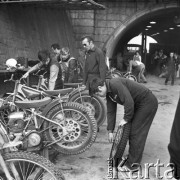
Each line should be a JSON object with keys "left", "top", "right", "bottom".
{"left": 105, "top": 79, "right": 112, "bottom": 93}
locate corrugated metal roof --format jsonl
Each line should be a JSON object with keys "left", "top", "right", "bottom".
{"left": 0, "top": 0, "right": 106, "bottom": 10}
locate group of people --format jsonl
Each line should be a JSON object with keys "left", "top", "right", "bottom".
{"left": 22, "top": 36, "right": 179, "bottom": 179}
{"left": 23, "top": 44, "right": 84, "bottom": 90}
{"left": 152, "top": 49, "right": 180, "bottom": 85}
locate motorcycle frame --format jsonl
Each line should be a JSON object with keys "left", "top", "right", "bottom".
{"left": 3, "top": 73, "right": 75, "bottom": 148}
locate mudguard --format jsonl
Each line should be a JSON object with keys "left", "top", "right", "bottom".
{"left": 69, "top": 88, "right": 88, "bottom": 98}
{"left": 41, "top": 98, "right": 61, "bottom": 117}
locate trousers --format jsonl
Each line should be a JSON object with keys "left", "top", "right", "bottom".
{"left": 126, "top": 91, "right": 158, "bottom": 167}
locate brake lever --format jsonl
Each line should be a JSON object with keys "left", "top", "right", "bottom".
{"left": 4, "top": 74, "right": 14, "bottom": 83}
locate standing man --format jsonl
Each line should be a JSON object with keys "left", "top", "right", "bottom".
{"left": 22, "top": 49, "right": 63, "bottom": 90}
{"left": 89, "top": 77, "right": 158, "bottom": 174}
{"left": 81, "top": 36, "right": 107, "bottom": 88}
{"left": 165, "top": 52, "right": 176, "bottom": 86}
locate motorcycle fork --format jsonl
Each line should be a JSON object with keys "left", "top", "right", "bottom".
{"left": 77, "top": 85, "right": 84, "bottom": 103}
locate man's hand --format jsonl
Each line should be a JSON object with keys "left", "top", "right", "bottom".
{"left": 22, "top": 72, "right": 29, "bottom": 79}
{"left": 108, "top": 132, "right": 114, "bottom": 143}
{"left": 119, "top": 119, "right": 127, "bottom": 127}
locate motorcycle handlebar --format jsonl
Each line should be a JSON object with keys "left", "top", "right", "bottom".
{"left": 4, "top": 74, "right": 14, "bottom": 83}
{"left": 4, "top": 73, "right": 26, "bottom": 84}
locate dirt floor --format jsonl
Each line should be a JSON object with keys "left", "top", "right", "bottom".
{"left": 55, "top": 75, "right": 180, "bottom": 180}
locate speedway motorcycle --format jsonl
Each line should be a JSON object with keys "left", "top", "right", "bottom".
{"left": 8, "top": 69, "right": 107, "bottom": 128}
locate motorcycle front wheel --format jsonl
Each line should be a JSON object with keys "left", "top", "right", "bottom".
{"left": 43, "top": 102, "right": 97, "bottom": 155}
{"left": 1, "top": 151, "right": 65, "bottom": 180}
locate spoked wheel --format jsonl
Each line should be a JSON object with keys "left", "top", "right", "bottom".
{"left": 124, "top": 74, "right": 137, "bottom": 82}
{"left": 1, "top": 151, "right": 64, "bottom": 180}
{"left": 43, "top": 102, "right": 97, "bottom": 155}
{"left": 109, "top": 123, "right": 131, "bottom": 167}
{"left": 69, "top": 90, "right": 106, "bottom": 127}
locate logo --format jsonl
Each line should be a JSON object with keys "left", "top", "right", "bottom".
{"left": 107, "top": 159, "right": 176, "bottom": 179}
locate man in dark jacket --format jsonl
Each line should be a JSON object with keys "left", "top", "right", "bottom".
{"left": 22, "top": 49, "right": 63, "bottom": 90}
{"left": 168, "top": 98, "right": 180, "bottom": 179}
{"left": 81, "top": 36, "right": 107, "bottom": 88}
{"left": 165, "top": 52, "right": 177, "bottom": 86}
{"left": 89, "top": 77, "right": 158, "bottom": 174}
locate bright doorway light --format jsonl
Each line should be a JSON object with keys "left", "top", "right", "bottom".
{"left": 128, "top": 34, "right": 157, "bottom": 53}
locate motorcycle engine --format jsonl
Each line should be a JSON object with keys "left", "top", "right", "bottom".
{"left": 8, "top": 111, "right": 25, "bottom": 133}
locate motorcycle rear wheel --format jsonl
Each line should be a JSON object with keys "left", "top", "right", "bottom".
{"left": 43, "top": 102, "right": 97, "bottom": 155}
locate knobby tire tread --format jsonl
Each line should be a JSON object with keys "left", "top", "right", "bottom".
{"left": 110, "top": 123, "right": 131, "bottom": 163}
{"left": 2, "top": 151, "right": 65, "bottom": 180}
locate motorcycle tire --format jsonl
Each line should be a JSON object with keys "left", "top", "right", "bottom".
{"left": 69, "top": 90, "right": 106, "bottom": 128}
{"left": 1, "top": 151, "right": 65, "bottom": 180}
{"left": 109, "top": 123, "right": 131, "bottom": 166}
{"left": 43, "top": 102, "right": 97, "bottom": 155}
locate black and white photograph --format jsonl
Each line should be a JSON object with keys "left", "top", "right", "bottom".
{"left": 0, "top": 0, "right": 180, "bottom": 180}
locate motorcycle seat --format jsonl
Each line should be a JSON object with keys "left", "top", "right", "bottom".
{"left": 44, "top": 88, "right": 73, "bottom": 96}
{"left": 22, "top": 85, "right": 42, "bottom": 99}
{"left": 15, "top": 97, "right": 52, "bottom": 109}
